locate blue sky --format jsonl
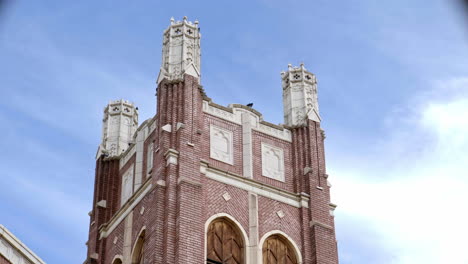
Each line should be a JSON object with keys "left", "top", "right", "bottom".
{"left": 1, "top": 0, "right": 467, "bottom": 263}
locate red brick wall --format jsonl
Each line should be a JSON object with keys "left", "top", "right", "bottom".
{"left": 103, "top": 220, "right": 124, "bottom": 264}
{"left": 204, "top": 178, "right": 250, "bottom": 235}
{"left": 0, "top": 254, "right": 11, "bottom": 264}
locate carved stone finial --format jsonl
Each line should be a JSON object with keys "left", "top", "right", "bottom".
{"left": 183, "top": 16, "right": 187, "bottom": 21}
{"left": 170, "top": 17, "right": 175, "bottom": 24}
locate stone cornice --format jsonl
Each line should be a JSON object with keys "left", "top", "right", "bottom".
{"left": 0, "top": 225, "right": 45, "bottom": 264}
{"left": 201, "top": 162, "right": 309, "bottom": 208}
{"left": 202, "top": 100, "right": 292, "bottom": 142}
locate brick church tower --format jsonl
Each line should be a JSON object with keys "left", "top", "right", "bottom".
{"left": 85, "top": 17, "right": 339, "bottom": 264}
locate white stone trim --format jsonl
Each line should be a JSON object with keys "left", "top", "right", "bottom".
{"left": 147, "top": 142, "right": 154, "bottom": 172}
{"left": 254, "top": 123, "right": 292, "bottom": 142}
{"left": 242, "top": 112, "right": 253, "bottom": 178}
{"left": 161, "top": 124, "right": 172, "bottom": 132}
{"left": 164, "top": 149, "right": 179, "bottom": 166}
{"left": 203, "top": 100, "right": 292, "bottom": 142}
{"left": 121, "top": 165, "right": 134, "bottom": 206}
{"left": 120, "top": 144, "right": 136, "bottom": 169}
{"left": 203, "top": 165, "right": 309, "bottom": 208}
{"left": 203, "top": 101, "right": 240, "bottom": 124}
{"left": 100, "top": 181, "right": 153, "bottom": 239}
{"left": 0, "top": 225, "right": 45, "bottom": 264}
{"left": 96, "top": 200, "right": 107, "bottom": 208}
{"left": 258, "top": 230, "right": 303, "bottom": 264}
{"left": 248, "top": 193, "right": 259, "bottom": 264}
{"left": 204, "top": 213, "right": 250, "bottom": 264}
{"left": 134, "top": 126, "right": 146, "bottom": 190}
{"left": 209, "top": 125, "right": 234, "bottom": 165}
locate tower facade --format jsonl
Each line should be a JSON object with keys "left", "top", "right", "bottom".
{"left": 85, "top": 17, "right": 339, "bottom": 264}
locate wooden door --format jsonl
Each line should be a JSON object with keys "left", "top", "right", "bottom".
{"left": 207, "top": 218, "right": 244, "bottom": 264}
{"left": 262, "top": 235, "right": 298, "bottom": 264}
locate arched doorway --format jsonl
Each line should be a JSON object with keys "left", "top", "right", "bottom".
{"left": 131, "top": 229, "right": 145, "bottom": 264}
{"left": 206, "top": 217, "right": 245, "bottom": 264}
{"left": 262, "top": 234, "right": 298, "bottom": 264}
{"left": 112, "top": 258, "right": 122, "bottom": 264}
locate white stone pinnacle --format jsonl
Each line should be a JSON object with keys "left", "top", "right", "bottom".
{"left": 157, "top": 17, "right": 201, "bottom": 84}
{"left": 281, "top": 63, "right": 320, "bottom": 126}
{"left": 97, "top": 99, "right": 139, "bottom": 159}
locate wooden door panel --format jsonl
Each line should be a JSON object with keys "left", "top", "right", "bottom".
{"left": 207, "top": 218, "right": 244, "bottom": 264}
{"left": 262, "top": 235, "right": 298, "bottom": 264}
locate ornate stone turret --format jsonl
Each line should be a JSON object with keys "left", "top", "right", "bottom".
{"left": 96, "top": 99, "right": 138, "bottom": 158}
{"left": 157, "top": 16, "right": 201, "bottom": 83}
{"left": 281, "top": 63, "right": 320, "bottom": 126}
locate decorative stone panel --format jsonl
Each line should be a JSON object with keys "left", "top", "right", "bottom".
{"left": 210, "top": 125, "right": 233, "bottom": 164}
{"left": 121, "top": 165, "right": 134, "bottom": 206}
{"left": 261, "top": 143, "right": 285, "bottom": 182}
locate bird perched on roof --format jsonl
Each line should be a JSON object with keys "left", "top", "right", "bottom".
{"left": 247, "top": 103, "right": 253, "bottom": 107}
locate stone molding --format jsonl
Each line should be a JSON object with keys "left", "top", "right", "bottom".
{"left": 164, "top": 149, "right": 179, "bottom": 166}
{"left": 309, "top": 220, "right": 334, "bottom": 230}
{"left": 121, "top": 165, "right": 134, "bottom": 205}
{"left": 119, "top": 144, "right": 136, "bottom": 169}
{"left": 99, "top": 179, "right": 153, "bottom": 239}
{"left": 117, "top": 116, "right": 155, "bottom": 170}
{"left": 203, "top": 100, "right": 292, "bottom": 142}
{"left": 202, "top": 163, "right": 309, "bottom": 208}
{"left": 0, "top": 225, "right": 45, "bottom": 264}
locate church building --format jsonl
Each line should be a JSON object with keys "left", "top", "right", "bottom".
{"left": 85, "top": 17, "right": 339, "bottom": 264}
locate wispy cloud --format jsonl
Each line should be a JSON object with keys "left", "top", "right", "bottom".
{"left": 332, "top": 77, "right": 468, "bottom": 264}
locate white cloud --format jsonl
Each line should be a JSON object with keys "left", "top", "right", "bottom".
{"left": 332, "top": 77, "right": 468, "bottom": 264}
